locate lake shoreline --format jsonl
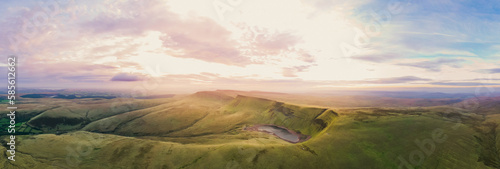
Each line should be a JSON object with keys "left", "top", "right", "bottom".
{"left": 244, "top": 124, "right": 311, "bottom": 143}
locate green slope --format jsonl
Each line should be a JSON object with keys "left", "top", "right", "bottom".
{"left": 1, "top": 91, "right": 498, "bottom": 169}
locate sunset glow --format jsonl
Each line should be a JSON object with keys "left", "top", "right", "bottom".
{"left": 1, "top": 0, "right": 499, "bottom": 93}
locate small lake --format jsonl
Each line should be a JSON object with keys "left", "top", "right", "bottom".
{"left": 246, "top": 125, "right": 309, "bottom": 143}
{"left": 257, "top": 125, "right": 299, "bottom": 142}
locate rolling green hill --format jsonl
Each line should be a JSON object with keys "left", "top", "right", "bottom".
{"left": 0, "top": 90, "right": 498, "bottom": 169}
{"left": 83, "top": 93, "right": 337, "bottom": 138}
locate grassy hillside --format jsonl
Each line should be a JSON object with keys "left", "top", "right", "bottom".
{"left": 1, "top": 111, "right": 492, "bottom": 169}
{"left": 0, "top": 98, "right": 169, "bottom": 134}
{"left": 0, "top": 90, "right": 498, "bottom": 168}
{"left": 83, "top": 94, "right": 337, "bottom": 138}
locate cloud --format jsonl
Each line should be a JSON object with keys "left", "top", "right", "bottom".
{"left": 352, "top": 54, "right": 400, "bottom": 63}
{"left": 80, "top": 0, "right": 252, "bottom": 66}
{"left": 398, "top": 58, "right": 466, "bottom": 71}
{"left": 282, "top": 65, "right": 313, "bottom": 77}
{"left": 110, "top": 73, "right": 145, "bottom": 81}
{"left": 146, "top": 74, "right": 437, "bottom": 93}
{"left": 431, "top": 82, "right": 500, "bottom": 86}
{"left": 344, "top": 0, "right": 500, "bottom": 72}
{"left": 311, "top": 76, "right": 431, "bottom": 86}
{"left": 10, "top": 61, "right": 119, "bottom": 86}
{"left": 1, "top": 0, "right": 499, "bottom": 92}
{"left": 301, "top": 0, "right": 372, "bottom": 12}
{"left": 366, "top": 76, "right": 431, "bottom": 84}
{"left": 472, "top": 78, "right": 500, "bottom": 81}
{"left": 237, "top": 24, "right": 307, "bottom": 63}
{"left": 479, "top": 68, "right": 500, "bottom": 74}
{"left": 89, "top": 40, "right": 141, "bottom": 60}
{"left": 298, "top": 51, "right": 315, "bottom": 63}
{"left": 61, "top": 75, "right": 109, "bottom": 83}
{"left": 253, "top": 32, "right": 300, "bottom": 53}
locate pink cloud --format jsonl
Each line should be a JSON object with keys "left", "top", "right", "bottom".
{"left": 282, "top": 65, "right": 314, "bottom": 77}
{"left": 80, "top": 0, "right": 251, "bottom": 66}
{"left": 18, "top": 61, "right": 119, "bottom": 84}
{"left": 111, "top": 73, "right": 145, "bottom": 81}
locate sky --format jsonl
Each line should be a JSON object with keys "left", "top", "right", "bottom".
{"left": 0, "top": 0, "right": 499, "bottom": 94}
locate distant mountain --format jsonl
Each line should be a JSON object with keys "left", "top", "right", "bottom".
{"left": 134, "top": 94, "right": 175, "bottom": 99}
{"left": 21, "top": 93, "right": 117, "bottom": 99}
{"left": 454, "top": 96, "right": 500, "bottom": 115}
{"left": 361, "top": 91, "right": 479, "bottom": 99}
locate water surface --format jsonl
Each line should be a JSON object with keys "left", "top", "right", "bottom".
{"left": 252, "top": 125, "right": 302, "bottom": 143}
